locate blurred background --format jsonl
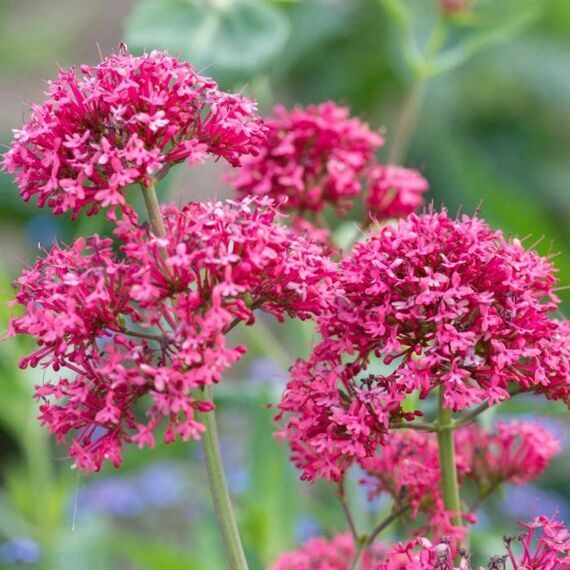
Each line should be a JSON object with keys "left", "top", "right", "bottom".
{"left": 0, "top": 0, "right": 569, "bottom": 568}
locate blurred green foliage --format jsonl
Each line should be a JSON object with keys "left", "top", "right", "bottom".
{"left": 0, "top": 0, "right": 568, "bottom": 568}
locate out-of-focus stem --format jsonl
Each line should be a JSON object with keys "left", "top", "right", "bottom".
{"left": 338, "top": 480, "right": 359, "bottom": 542}
{"left": 436, "top": 387, "right": 462, "bottom": 527}
{"left": 140, "top": 179, "right": 248, "bottom": 570}
{"left": 387, "top": 80, "right": 426, "bottom": 165}
{"left": 366, "top": 503, "right": 410, "bottom": 547}
{"left": 200, "top": 386, "right": 249, "bottom": 570}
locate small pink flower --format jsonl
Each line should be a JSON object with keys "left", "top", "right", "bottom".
{"left": 378, "top": 537, "right": 469, "bottom": 569}
{"left": 231, "top": 101, "right": 383, "bottom": 216}
{"left": 271, "top": 534, "right": 387, "bottom": 570}
{"left": 2, "top": 47, "right": 265, "bottom": 219}
{"left": 513, "top": 515, "right": 570, "bottom": 568}
{"left": 10, "top": 196, "right": 334, "bottom": 472}
{"left": 366, "top": 164, "right": 429, "bottom": 221}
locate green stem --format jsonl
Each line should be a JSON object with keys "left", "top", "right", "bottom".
{"left": 386, "top": 20, "right": 448, "bottom": 166}
{"left": 436, "top": 387, "right": 462, "bottom": 527}
{"left": 141, "top": 180, "right": 167, "bottom": 239}
{"left": 365, "top": 503, "right": 410, "bottom": 548}
{"left": 387, "top": 80, "right": 426, "bottom": 165}
{"left": 140, "top": 180, "right": 248, "bottom": 570}
{"left": 200, "top": 386, "right": 249, "bottom": 570}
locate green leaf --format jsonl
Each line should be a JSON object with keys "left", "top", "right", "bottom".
{"left": 125, "top": 0, "right": 290, "bottom": 86}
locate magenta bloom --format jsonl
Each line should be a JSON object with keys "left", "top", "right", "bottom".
{"left": 10, "top": 197, "right": 334, "bottom": 472}
{"left": 378, "top": 516, "right": 570, "bottom": 569}
{"left": 278, "top": 210, "right": 568, "bottom": 482}
{"left": 272, "top": 516, "right": 570, "bottom": 569}
{"left": 2, "top": 48, "right": 265, "bottom": 219}
{"left": 361, "top": 422, "right": 559, "bottom": 540}
{"left": 457, "top": 420, "right": 561, "bottom": 487}
{"left": 231, "top": 101, "right": 383, "bottom": 216}
{"left": 271, "top": 534, "right": 386, "bottom": 570}
{"left": 366, "top": 164, "right": 429, "bottom": 221}
{"left": 361, "top": 430, "right": 470, "bottom": 542}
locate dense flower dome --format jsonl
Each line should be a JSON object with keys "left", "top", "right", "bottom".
{"left": 231, "top": 101, "right": 383, "bottom": 216}
{"left": 10, "top": 196, "right": 334, "bottom": 472}
{"left": 1, "top": 47, "right": 265, "bottom": 219}
{"left": 277, "top": 210, "right": 569, "bottom": 482}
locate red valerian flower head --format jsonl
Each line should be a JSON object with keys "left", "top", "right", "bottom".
{"left": 378, "top": 516, "right": 570, "bottom": 569}
{"left": 277, "top": 210, "right": 568, "bottom": 482}
{"left": 2, "top": 47, "right": 265, "bottom": 219}
{"left": 231, "top": 101, "right": 383, "bottom": 216}
{"left": 324, "top": 210, "right": 567, "bottom": 412}
{"left": 276, "top": 350, "right": 409, "bottom": 482}
{"left": 456, "top": 420, "right": 561, "bottom": 487}
{"left": 10, "top": 196, "right": 334, "bottom": 472}
{"left": 360, "top": 430, "right": 469, "bottom": 543}
{"left": 272, "top": 517, "right": 570, "bottom": 570}
{"left": 360, "top": 422, "right": 559, "bottom": 541}
{"left": 271, "top": 533, "right": 387, "bottom": 570}
{"left": 366, "top": 165, "right": 429, "bottom": 222}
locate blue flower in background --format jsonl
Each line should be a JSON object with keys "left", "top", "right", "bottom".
{"left": 226, "top": 466, "right": 250, "bottom": 495}
{"left": 136, "top": 462, "right": 186, "bottom": 508}
{"left": 294, "top": 516, "right": 321, "bottom": 543}
{"left": 0, "top": 537, "right": 41, "bottom": 566}
{"left": 24, "top": 215, "right": 60, "bottom": 247}
{"left": 500, "top": 485, "right": 570, "bottom": 522}
{"left": 248, "top": 358, "right": 285, "bottom": 385}
{"left": 77, "top": 478, "right": 146, "bottom": 519}
{"left": 73, "top": 461, "right": 189, "bottom": 521}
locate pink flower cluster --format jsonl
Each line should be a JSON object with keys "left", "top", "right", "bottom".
{"left": 230, "top": 101, "right": 430, "bottom": 229}
{"left": 277, "top": 210, "right": 569, "bottom": 481}
{"left": 361, "top": 421, "right": 560, "bottom": 539}
{"left": 272, "top": 516, "right": 570, "bottom": 570}
{"left": 2, "top": 47, "right": 265, "bottom": 219}
{"left": 366, "top": 165, "right": 429, "bottom": 221}
{"left": 381, "top": 516, "right": 570, "bottom": 569}
{"left": 231, "top": 102, "right": 378, "bottom": 214}
{"left": 361, "top": 429, "right": 468, "bottom": 542}
{"left": 10, "top": 197, "right": 334, "bottom": 472}
{"left": 271, "top": 534, "right": 387, "bottom": 570}
{"left": 458, "top": 420, "right": 561, "bottom": 487}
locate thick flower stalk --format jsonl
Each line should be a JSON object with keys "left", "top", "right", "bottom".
{"left": 1, "top": 47, "right": 265, "bottom": 219}
{"left": 277, "top": 210, "right": 569, "bottom": 482}
{"left": 10, "top": 196, "right": 334, "bottom": 472}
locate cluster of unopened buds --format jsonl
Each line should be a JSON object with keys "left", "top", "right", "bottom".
{"left": 3, "top": 45, "right": 569, "bottom": 570}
